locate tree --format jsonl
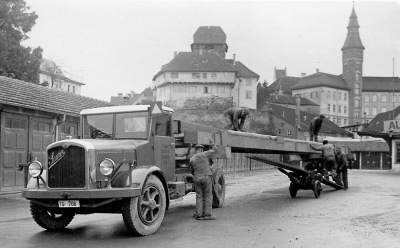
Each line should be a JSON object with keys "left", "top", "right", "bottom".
{"left": 257, "top": 80, "right": 270, "bottom": 109}
{"left": 0, "top": 0, "right": 43, "bottom": 83}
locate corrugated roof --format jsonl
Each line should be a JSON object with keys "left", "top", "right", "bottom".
{"left": 152, "top": 52, "right": 237, "bottom": 80}
{"left": 267, "top": 76, "right": 301, "bottom": 95}
{"left": 291, "top": 72, "right": 350, "bottom": 91}
{"left": 192, "top": 26, "right": 226, "bottom": 44}
{"left": 267, "top": 103, "right": 351, "bottom": 136}
{"left": 266, "top": 94, "right": 319, "bottom": 106}
{"left": 226, "top": 60, "right": 259, "bottom": 79}
{"left": 0, "top": 76, "right": 112, "bottom": 117}
{"left": 361, "top": 106, "right": 400, "bottom": 135}
{"left": 363, "top": 77, "right": 400, "bottom": 92}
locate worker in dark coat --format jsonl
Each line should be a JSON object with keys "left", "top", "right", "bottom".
{"left": 310, "top": 139, "right": 339, "bottom": 183}
{"left": 189, "top": 138, "right": 218, "bottom": 220}
{"left": 309, "top": 114, "right": 325, "bottom": 142}
{"left": 335, "top": 146, "right": 349, "bottom": 189}
{"left": 223, "top": 107, "right": 250, "bottom": 132}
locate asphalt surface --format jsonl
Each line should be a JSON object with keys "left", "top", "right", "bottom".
{"left": 1, "top": 169, "right": 400, "bottom": 248}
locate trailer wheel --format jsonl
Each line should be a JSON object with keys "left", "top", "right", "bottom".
{"left": 289, "top": 182, "right": 298, "bottom": 198}
{"left": 212, "top": 168, "right": 225, "bottom": 208}
{"left": 30, "top": 201, "right": 75, "bottom": 230}
{"left": 122, "top": 175, "right": 166, "bottom": 236}
{"left": 313, "top": 180, "right": 322, "bottom": 198}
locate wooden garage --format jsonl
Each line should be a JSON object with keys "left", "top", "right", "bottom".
{"left": 0, "top": 76, "right": 111, "bottom": 192}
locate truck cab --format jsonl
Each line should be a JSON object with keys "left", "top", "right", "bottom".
{"left": 20, "top": 102, "right": 225, "bottom": 236}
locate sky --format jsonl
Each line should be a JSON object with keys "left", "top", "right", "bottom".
{"left": 22, "top": 0, "right": 400, "bottom": 102}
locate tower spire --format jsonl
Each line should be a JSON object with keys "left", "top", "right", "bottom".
{"left": 342, "top": 4, "right": 364, "bottom": 51}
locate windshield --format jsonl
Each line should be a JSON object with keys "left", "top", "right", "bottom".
{"left": 83, "top": 112, "right": 149, "bottom": 139}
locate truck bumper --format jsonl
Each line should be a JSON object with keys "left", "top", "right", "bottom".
{"left": 22, "top": 188, "right": 141, "bottom": 199}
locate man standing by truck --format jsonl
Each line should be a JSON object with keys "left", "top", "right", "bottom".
{"left": 310, "top": 139, "right": 339, "bottom": 183}
{"left": 189, "top": 138, "right": 218, "bottom": 220}
{"left": 335, "top": 146, "right": 349, "bottom": 189}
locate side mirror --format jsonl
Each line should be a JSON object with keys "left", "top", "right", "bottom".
{"left": 172, "top": 120, "right": 181, "bottom": 134}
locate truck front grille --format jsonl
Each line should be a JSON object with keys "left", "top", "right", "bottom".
{"left": 48, "top": 146, "right": 85, "bottom": 188}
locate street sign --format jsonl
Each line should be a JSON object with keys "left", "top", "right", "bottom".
{"left": 383, "top": 120, "right": 400, "bottom": 132}
{"left": 149, "top": 101, "right": 163, "bottom": 115}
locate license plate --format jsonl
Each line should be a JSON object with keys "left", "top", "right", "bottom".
{"left": 58, "top": 200, "right": 80, "bottom": 208}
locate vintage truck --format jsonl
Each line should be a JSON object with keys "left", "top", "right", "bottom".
{"left": 20, "top": 102, "right": 226, "bottom": 236}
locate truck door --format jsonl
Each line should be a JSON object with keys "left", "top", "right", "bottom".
{"left": 153, "top": 114, "right": 175, "bottom": 181}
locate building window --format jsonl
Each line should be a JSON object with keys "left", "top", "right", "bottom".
{"left": 72, "top": 86, "right": 76, "bottom": 93}
{"left": 333, "top": 91, "right": 336, "bottom": 100}
{"left": 287, "top": 130, "right": 292, "bottom": 136}
{"left": 338, "top": 92, "right": 342, "bottom": 100}
{"left": 188, "top": 86, "right": 196, "bottom": 93}
{"left": 311, "top": 92, "right": 318, "bottom": 99}
{"left": 327, "top": 104, "right": 331, "bottom": 112}
{"left": 192, "top": 73, "right": 200, "bottom": 79}
{"left": 68, "top": 85, "right": 70, "bottom": 92}
{"left": 355, "top": 98, "right": 360, "bottom": 107}
{"left": 278, "top": 129, "right": 281, "bottom": 135}
{"left": 327, "top": 91, "right": 331, "bottom": 99}
{"left": 356, "top": 63, "right": 360, "bottom": 69}
{"left": 356, "top": 72, "right": 361, "bottom": 81}
{"left": 333, "top": 105, "right": 336, "bottom": 113}
{"left": 338, "top": 118, "right": 341, "bottom": 125}
{"left": 332, "top": 117, "right": 336, "bottom": 124}
{"left": 204, "top": 86, "right": 211, "bottom": 94}
{"left": 246, "top": 78, "right": 252, "bottom": 86}
{"left": 344, "top": 93, "right": 347, "bottom": 101}
{"left": 338, "top": 105, "right": 342, "bottom": 114}
{"left": 344, "top": 106, "right": 347, "bottom": 114}
{"left": 382, "top": 95, "right": 388, "bottom": 103}
{"left": 355, "top": 83, "right": 360, "bottom": 94}
{"left": 246, "top": 91, "right": 252, "bottom": 99}
{"left": 217, "top": 86, "right": 225, "bottom": 93}
{"left": 211, "top": 73, "right": 217, "bottom": 78}
{"left": 372, "top": 107, "right": 377, "bottom": 116}
{"left": 174, "top": 85, "right": 187, "bottom": 93}
{"left": 355, "top": 112, "right": 360, "bottom": 118}
{"left": 392, "top": 95, "right": 397, "bottom": 103}
{"left": 364, "top": 94, "right": 370, "bottom": 102}
{"left": 372, "top": 94, "right": 377, "bottom": 102}
{"left": 381, "top": 107, "right": 387, "bottom": 113}
{"left": 344, "top": 118, "right": 347, "bottom": 125}
{"left": 202, "top": 73, "right": 207, "bottom": 79}
{"left": 171, "top": 72, "right": 178, "bottom": 78}
{"left": 396, "top": 143, "right": 400, "bottom": 163}
{"left": 364, "top": 107, "right": 370, "bottom": 116}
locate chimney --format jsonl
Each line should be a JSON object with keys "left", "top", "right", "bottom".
{"left": 233, "top": 54, "right": 236, "bottom": 65}
{"left": 301, "top": 73, "right": 306, "bottom": 78}
{"left": 316, "top": 68, "right": 319, "bottom": 73}
{"left": 118, "top": 93, "right": 123, "bottom": 97}
{"left": 174, "top": 51, "right": 177, "bottom": 58}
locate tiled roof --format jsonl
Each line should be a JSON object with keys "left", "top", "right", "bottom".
{"left": 291, "top": 72, "right": 350, "bottom": 91}
{"left": 363, "top": 77, "right": 400, "bottom": 92}
{"left": 266, "top": 94, "right": 319, "bottom": 106}
{"left": 0, "top": 76, "right": 112, "bottom": 117}
{"left": 267, "top": 76, "right": 301, "bottom": 95}
{"left": 226, "top": 60, "right": 259, "bottom": 79}
{"left": 152, "top": 52, "right": 237, "bottom": 80}
{"left": 193, "top": 26, "right": 226, "bottom": 44}
{"left": 267, "top": 103, "right": 351, "bottom": 136}
{"left": 360, "top": 106, "right": 400, "bottom": 135}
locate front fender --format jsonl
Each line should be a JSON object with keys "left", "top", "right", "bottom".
{"left": 26, "top": 170, "right": 47, "bottom": 189}
{"left": 111, "top": 165, "right": 170, "bottom": 208}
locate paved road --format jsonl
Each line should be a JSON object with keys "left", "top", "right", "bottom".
{"left": 1, "top": 169, "right": 400, "bottom": 248}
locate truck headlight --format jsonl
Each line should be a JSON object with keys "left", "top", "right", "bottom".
{"left": 99, "top": 158, "right": 115, "bottom": 176}
{"left": 29, "top": 161, "right": 43, "bottom": 178}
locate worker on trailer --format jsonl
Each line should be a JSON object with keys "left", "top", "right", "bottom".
{"left": 223, "top": 107, "right": 250, "bottom": 132}
{"left": 189, "top": 138, "right": 218, "bottom": 220}
{"left": 335, "top": 146, "right": 349, "bottom": 189}
{"left": 309, "top": 114, "right": 325, "bottom": 142}
{"left": 310, "top": 139, "right": 339, "bottom": 183}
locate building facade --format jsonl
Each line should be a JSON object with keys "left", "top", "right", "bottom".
{"left": 153, "top": 26, "right": 259, "bottom": 109}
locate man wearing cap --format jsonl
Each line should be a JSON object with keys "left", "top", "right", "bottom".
{"left": 223, "top": 107, "right": 250, "bottom": 132}
{"left": 309, "top": 114, "right": 325, "bottom": 141}
{"left": 310, "top": 139, "right": 339, "bottom": 183}
{"left": 335, "top": 146, "right": 349, "bottom": 189}
{"left": 189, "top": 138, "right": 218, "bottom": 220}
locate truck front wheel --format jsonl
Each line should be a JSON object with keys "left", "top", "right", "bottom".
{"left": 30, "top": 202, "right": 75, "bottom": 230}
{"left": 122, "top": 174, "right": 166, "bottom": 236}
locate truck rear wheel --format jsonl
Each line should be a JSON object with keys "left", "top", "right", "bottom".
{"left": 30, "top": 201, "right": 75, "bottom": 230}
{"left": 212, "top": 168, "right": 225, "bottom": 208}
{"left": 122, "top": 175, "right": 166, "bottom": 236}
{"left": 289, "top": 182, "right": 298, "bottom": 198}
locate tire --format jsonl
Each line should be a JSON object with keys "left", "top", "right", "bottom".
{"left": 313, "top": 180, "right": 322, "bottom": 198}
{"left": 30, "top": 201, "right": 75, "bottom": 230}
{"left": 122, "top": 174, "right": 166, "bottom": 236}
{"left": 289, "top": 182, "right": 298, "bottom": 198}
{"left": 212, "top": 169, "right": 226, "bottom": 208}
